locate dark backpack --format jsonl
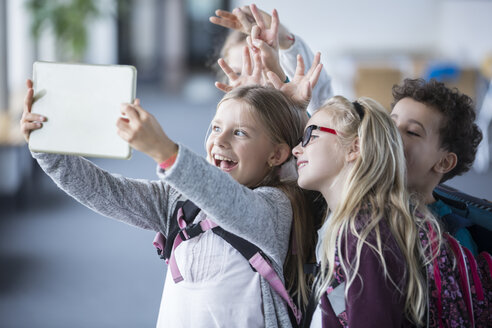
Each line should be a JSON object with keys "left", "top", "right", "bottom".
{"left": 434, "top": 184, "right": 492, "bottom": 254}
{"left": 152, "top": 200, "right": 302, "bottom": 326}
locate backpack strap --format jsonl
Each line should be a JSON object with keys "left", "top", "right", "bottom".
{"left": 462, "top": 245, "right": 484, "bottom": 302}
{"left": 153, "top": 200, "right": 302, "bottom": 325}
{"left": 167, "top": 207, "right": 218, "bottom": 283}
{"left": 212, "top": 227, "right": 302, "bottom": 325}
{"left": 427, "top": 224, "right": 444, "bottom": 328}
{"left": 444, "top": 233, "right": 475, "bottom": 327}
{"left": 153, "top": 200, "right": 185, "bottom": 262}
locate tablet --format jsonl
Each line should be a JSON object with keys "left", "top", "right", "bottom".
{"left": 29, "top": 61, "right": 137, "bottom": 159}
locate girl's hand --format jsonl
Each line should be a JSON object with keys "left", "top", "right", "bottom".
{"left": 267, "top": 53, "right": 323, "bottom": 110}
{"left": 248, "top": 23, "right": 286, "bottom": 83}
{"left": 20, "top": 79, "right": 46, "bottom": 142}
{"left": 209, "top": 5, "right": 294, "bottom": 49}
{"left": 215, "top": 46, "right": 263, "bottom": 92}
{"left": 116, "top": 100, "right": 178, "bottom": 163}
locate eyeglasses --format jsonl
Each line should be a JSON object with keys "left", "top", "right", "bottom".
{"left": 300, "top": 125, "right": 337, "bottom": 147}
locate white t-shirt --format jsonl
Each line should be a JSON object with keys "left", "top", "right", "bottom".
{"left": 310, "top": 213, "right": 332, "bottom": 328}
{"left": 156, "top": 212, "right": 264, "bottom": 328}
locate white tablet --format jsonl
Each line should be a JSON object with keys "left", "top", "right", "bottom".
{"left": 29, "top": 61, "right": 137, "bottom": 159}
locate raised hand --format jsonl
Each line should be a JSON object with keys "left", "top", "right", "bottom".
{"left": 267, "top": 53, "right": 323, "bottom": 110}
{"left": 20, "top": 79, "right": 46, "bottom": 142}
{"left": 209, "top": 4, "right": 294, "bottom": 49}
{"left": 209, "top": 7, "right": 256, "bottom": 35}
{"left": 249, "top": 5, "right": 279, "bottom": 50}
{"left": 248, "top": 24, "right": 286, "bottom": 83}
{"left": 116, "top": 100, "right": 177, "bottom": 163}
{"left": 215, "top": 46, "right": 263, "bottom": 92}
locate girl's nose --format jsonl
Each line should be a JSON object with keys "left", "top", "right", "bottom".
{"left": 292, "top": 142, "right": 303, "bottom": 157}
{"left": 214, "top": 131, "right": 229, "bottom": 148}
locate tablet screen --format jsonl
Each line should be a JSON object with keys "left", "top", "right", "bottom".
{"left": 29, "top": 62, "right": 136, "bottom": 159}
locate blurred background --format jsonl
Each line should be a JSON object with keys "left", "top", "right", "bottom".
{"left": 1, "top": 0, "right": 491, "bottom": 327}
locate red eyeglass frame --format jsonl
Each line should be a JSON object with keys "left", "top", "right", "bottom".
{"left": 300, "top": 125, "right": 337, "bottom": 147}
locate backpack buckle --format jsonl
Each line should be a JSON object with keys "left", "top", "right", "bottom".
{"left": 179, "top": 223, "right": 204, "bottom": 240}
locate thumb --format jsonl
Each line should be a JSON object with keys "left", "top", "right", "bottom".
{"left": 133, "top": 98, "right": 140, "bottom": 106}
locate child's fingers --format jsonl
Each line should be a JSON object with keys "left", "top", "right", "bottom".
{"left": 270, "top": 9, "right": 279, "bottom": 36}
{"left": 242, "top": 46, "right": 253, "bottom": 76}
{"left": 303, "top": 81, "right": 312, "bottom": 101}
{"left": 215, "top": 9, "right": 236, "bottom": 20}
{"left": 250, "top": 4, "right": 266, "bottom": 30}
{"left": 133, "top": 98, "right": 140, "bottom": 106}
{"left": 252, "top": 53, "right": 263, "bottom": 80}
{"left": 22, "top": 112, "right": 46, "bottom": 123}
{"left": 306, "top": 52, "right": 321, "bottom": 77}
{"left": 266, "top": 71, "right": 284, "bottom": 90}
{"left": 21, "top": 121, "right": 43, "bottom": 139}
{"left": 215, "top": 81, "right": 232, "bottom": 93}
{"left": 233, "top": 7, "right": 252, "bottom": 32}
{"left": 121, "top": 103, "right": 140, "bottom": 123}
{"left": 309, "top": 63, "right": 323, "bottom": 88}
{"left": 23, "top": 88, "right": 34, "bottom": 114}
{"left": 209, "top": 16, "right": 238, "bottom": 30}
{"left": 116, "top": 119, "right": 132, "bottom": 142}
{"left": 295, "top": 54, "right": 306, "bottom": 78}
{"left": 217, "top": 58, "right": 239, "bottom": 82}
{"left": 26, "top": 79, "right": 33, "bottom": 89}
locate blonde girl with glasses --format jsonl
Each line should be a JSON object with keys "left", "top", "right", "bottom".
{"left": 292, "top": 96, "right": 441, "bottom": 327}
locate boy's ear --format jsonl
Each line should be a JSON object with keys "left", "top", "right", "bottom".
{"left": 433, "top": 151, "right": 457, "bottom": 174}
{"left": 345, "top": 137, "right": 360, "bottom": 163}
{"left": 269, "top": 143, "right": 291, "bottom": 167}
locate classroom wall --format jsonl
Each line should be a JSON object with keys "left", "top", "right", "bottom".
{"left": 232, "top": 0, "right": 492, "bottom": 67}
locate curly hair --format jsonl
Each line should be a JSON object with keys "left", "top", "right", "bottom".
{"left": 391, "top": 78, "right": 483, "bottom": 182}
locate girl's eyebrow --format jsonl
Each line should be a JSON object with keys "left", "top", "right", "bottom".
{"left": 236, "top": 124, "right": 257, "bottom": 131}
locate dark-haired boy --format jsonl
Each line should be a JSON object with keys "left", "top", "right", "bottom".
{"left": 390, "top": 78, "right": 484, "bottom": 254}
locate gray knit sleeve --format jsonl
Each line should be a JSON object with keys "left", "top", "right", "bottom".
{"left": 158, "top": 145, "right": 293, "bottom": 266}
{"left": 32, "top": 151, "right": 180, "bottom": 235}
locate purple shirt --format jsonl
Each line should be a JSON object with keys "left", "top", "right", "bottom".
{"left": 319, "top": 213, "right": 414, "bottom": 327}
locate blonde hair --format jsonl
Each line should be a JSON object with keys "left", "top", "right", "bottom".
{"left": 315, "top": 96, "right": 441, "bottom": 325}
{"left": 218, "top": 85, "right": 321, "bottom": 309}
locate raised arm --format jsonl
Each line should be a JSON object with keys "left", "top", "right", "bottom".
{"left": 21, "top": 80, "right": 178, "bottom": 234}
{"left": 117, "top": 102, "right": 293, "bottom": 263}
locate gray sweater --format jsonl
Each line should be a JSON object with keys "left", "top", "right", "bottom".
{"left": 32, "top": 144, "right": 294, "bottom": 328}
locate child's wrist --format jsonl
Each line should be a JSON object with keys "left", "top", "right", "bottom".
{"left": 159, "top": 152, "right": 178, "bottom": 170}
{"left": 156, "top": 143, "right": 179, "bottom": 170}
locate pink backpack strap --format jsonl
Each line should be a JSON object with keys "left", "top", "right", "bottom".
{"left": 481, "top": 251, "right": 492, "bottom": 279}
{"left": 167, "top": 208, "right": 218, "bottom": 283}
{"left": 249, "top": 252, "right": 302, "bottom": 325}
{"left": 445, "top": 233, "right": 475, "bottom": 326}
{"left": 462, "top": 245, "right": 484, "bottom": 301}
{"left": 428, "top": 224, "right": 444, "bottom": 328}
{"left": 153, "top": 232, "right": 166, "bottom": 256}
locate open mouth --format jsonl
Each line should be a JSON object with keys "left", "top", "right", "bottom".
{"left": 213, "top": 154, "right": 239, "bottom": 172}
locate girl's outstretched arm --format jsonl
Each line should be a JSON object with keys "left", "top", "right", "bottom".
{"left": 120, "top": 106, "right": 293, "bottom": 266}
{"left": 22, "top": 80, "right": 178, "bottom": 234}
